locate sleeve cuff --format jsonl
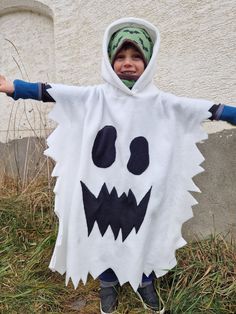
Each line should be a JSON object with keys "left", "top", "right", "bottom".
{"left": 12, "top": 79, "right": 42, "bottom": 100}
{"left": 219, "top": 105, "right": 236, "bottom": 125}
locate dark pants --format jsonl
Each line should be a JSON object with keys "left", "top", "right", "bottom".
{"left": 99, "top": 268, "right": 155, "bottom": 284}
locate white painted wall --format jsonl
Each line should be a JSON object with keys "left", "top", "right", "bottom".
{"left": 0, "top": 0, "right": 235, "bottom": 142}
{"left": 0, "top": 1, "right": 55, "bottom": 141}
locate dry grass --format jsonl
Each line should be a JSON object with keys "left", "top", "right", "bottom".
{"left": 0, "top": 191, "right": 235, "bottom": 314}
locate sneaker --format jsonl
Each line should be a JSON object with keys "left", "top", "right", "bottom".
{"left": 137, "top": 282, "right": 165, "bottom": 313}
{"left": 100, "top": 284, "right": 120, "bottom": 314}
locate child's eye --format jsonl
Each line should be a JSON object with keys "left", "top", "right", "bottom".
{"left": 133, "top": 55, "right": 142, "bottom": 60}
{"left": 116, "top": 55, "right": 124, "bottom": 60}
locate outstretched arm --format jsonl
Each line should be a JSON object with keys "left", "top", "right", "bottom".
{"left": 218, "top": 105, "right": 236, "bottom": 125}
{"left": 209, "top": 103, "right": 236, "bottom": 125}
{"left": 0, "top": 76, "right": 55, "bottom": 102}
{"left": 11, "top": 80, "right": 55, "bottom": 102}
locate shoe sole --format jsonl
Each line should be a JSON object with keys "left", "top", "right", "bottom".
{"left": 100, "top": 302, "right": 117, "bottom": 314}
{"left": 136, "top": 290, "right": 165, "bottom": 314}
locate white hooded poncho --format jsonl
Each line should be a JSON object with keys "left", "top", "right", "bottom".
{"left": 45, "top": 17, "right": 213, "bottom": 291}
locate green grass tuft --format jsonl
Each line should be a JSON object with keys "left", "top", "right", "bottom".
{"left": 0, "top": 196, "right": 235, "bottom": 313}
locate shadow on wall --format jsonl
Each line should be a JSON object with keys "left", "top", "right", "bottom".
{"left": 183, "top": 129, "right": 236, "bottom": 242}
{"left": 0, "top": 137, "right": 54, "bottom": 191}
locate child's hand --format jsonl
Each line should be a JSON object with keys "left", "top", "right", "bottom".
{"left": 0, "top": 75, "right": 14, "bottom": 95}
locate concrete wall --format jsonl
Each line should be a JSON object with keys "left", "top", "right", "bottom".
{"left": 183, "top": 129, "right": 236, "bottom": 240}
{"left": 0, "top": 0, "right": 235, "bottom": 240}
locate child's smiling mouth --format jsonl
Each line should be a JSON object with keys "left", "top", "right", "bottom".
{"left": 121, "top": 71, "right": 136, "bottom": 74}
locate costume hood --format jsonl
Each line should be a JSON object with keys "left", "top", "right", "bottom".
{"left": 102, "top": 17, "right": 160, "bottom": 95}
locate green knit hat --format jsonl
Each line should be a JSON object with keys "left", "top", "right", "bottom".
{"left": 108, "top": 26, "right": 153, "bottom": 67}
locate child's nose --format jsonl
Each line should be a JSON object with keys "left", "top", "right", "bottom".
{"left": 123, "top": 58, "right": 132, "bottom": 67}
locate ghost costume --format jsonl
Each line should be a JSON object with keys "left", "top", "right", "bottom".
{"left": 43, "top": 17, "right": 214, "bottom": 291}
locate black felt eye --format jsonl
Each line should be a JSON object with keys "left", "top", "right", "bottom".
{"left": 92, "top": 126, "right": 117, "bottom": 168}
{"left": 127, "top": 136, "right": 149, "bottom": 175}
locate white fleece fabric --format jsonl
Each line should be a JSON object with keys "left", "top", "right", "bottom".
{"left": 45, "top": 17, "right": 213, "bottom": 291}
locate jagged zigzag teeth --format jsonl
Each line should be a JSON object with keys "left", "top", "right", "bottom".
{"left": 80, "top": 182, "right": 152, "bottom": 241}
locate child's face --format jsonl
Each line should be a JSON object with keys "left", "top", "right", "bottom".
{"left": 113, "top": 47, "right": 145, "bottom": 78}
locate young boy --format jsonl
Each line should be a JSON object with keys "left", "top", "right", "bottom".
{"left": 0, "top": 17, "right": 235, "bottom": 314}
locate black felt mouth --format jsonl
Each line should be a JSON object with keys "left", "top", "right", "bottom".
{"left": 80, "top": 181, "right": 152, "bottom": 242}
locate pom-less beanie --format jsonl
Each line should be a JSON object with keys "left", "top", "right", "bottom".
{"left": 108, "top": 27, "right": 153, "bottom": 67}
{"left": 108, "top": 27, "right": 153, "bottom": 89}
